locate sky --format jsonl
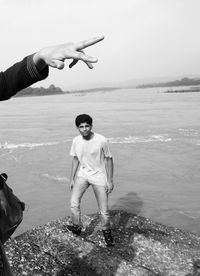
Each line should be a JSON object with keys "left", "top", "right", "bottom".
{"left": 1, "top": 0, "right": 200, "bottom": 90}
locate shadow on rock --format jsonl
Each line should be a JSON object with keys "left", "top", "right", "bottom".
{"left": 111, "top": 191, "right": 143, "bottom": 215}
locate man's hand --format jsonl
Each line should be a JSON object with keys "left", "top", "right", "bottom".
{"left": 69, "top": 180, "right": 75, "bottom": 191}
{"left": 105, "top": 181, "right": 114, "bottom": 194}
{"left": 33, "top": 35, "right": 104, "bottom": 70}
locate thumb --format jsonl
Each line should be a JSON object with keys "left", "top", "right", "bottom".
{"left": 49, "top": 59, "right": 65, "bottom": 69}
{"left": 105, "top": 185, "right": 108, "bottom": 193}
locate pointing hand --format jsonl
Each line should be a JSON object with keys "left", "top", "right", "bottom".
{"left": 33, "top": 35, "right": 104, "bottom": 70}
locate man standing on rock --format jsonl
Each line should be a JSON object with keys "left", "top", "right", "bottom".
{"left": 0, "top": 35, "right": 104, "bottom": 276}
{"left": 68, "top": 114, "right": 114, "bottom": 246}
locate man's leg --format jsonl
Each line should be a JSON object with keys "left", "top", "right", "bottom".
{"left": 92, "top": 185, "right": 114, "bottom": 246}
{"left": 92, "top": 185, "right": 110, "bottom": 229}
{"left": 68, "top": 177, "right": 89, "bottom": 234}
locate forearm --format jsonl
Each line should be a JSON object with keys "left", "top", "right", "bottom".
{"left": 70, "top": 157, "right": 79, "bottom": 181}
{"left": 106, "top": 157, "right": 114, "bottom": 182}
{"left": 0, "top": 55, "right": 48, "bottom": 101}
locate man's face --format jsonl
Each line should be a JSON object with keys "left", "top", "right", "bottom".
{"left": 77, "top": 122, "right": 92, "bottom": 138}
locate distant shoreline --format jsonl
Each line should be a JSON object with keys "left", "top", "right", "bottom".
{"left": 14, "top": 86, "right": 120, "bottom": 98}
{"left": 164, "top": 87, "right": 200, "bottom": 93}
{"left": 66, "top": 86, "right": 119, "bottom": 94}
{"left": 14, "top": 76, "right": 200, "bottom": 97}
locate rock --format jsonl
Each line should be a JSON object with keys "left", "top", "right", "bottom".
{"left": 4, "top": 211, "right": 200, "bottom": 275}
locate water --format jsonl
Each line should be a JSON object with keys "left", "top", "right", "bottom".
{"left": 0, "top": 88, "right": 200, "bottom": 236}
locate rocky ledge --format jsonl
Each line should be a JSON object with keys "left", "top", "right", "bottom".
{"left": 4, "top": 211, "right": 200, "bottom": 276}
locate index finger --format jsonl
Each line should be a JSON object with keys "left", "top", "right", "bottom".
{"left": 76, "top": 35, "right": 104, "bottom": 50}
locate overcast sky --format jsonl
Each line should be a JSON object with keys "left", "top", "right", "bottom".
{"left": 1, "top": 0, "right": 200, "bottom": 89}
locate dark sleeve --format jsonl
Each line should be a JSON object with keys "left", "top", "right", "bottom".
{"left": 0, "top": 54, "right": 49, "bottom": 101}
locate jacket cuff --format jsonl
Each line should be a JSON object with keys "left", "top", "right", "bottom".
{"left": 27, "top": 54, "right": 49, "bottom": 81}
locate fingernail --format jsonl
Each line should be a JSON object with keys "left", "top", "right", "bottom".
{"left": 91, "top": 58, "right": 98, "bottom": 62}
{"left": 98, "top": 35, "right": 104, "bottom": 40}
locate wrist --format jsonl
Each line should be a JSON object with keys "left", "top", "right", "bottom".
{"left": 33, "top": 51, "right": 47, "bottom": 70}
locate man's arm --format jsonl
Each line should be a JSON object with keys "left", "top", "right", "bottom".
{"left": 0, "top": 35, "right": 104, "bottom": 101}
{"left": 105, "top": 157, "right": 114, "bottom": 193}
{"left": 69, "top": 156, "right": 80, "bottom": 190}
{"left": 0, "top": 55, "right": 49, "bottom": 101}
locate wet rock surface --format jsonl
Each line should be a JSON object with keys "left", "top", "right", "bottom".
{"left": 4, "top": 211, "right": 200, "bottom": 275}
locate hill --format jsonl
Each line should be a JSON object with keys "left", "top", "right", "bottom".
{"left": 14, "top": 84, "right": 64, "bottom": 97}
{"left": 14, "top": 85, "right": 120, "bottom": 97}
{"left": 137, "top": 77, "right": 200, "bottom": 88}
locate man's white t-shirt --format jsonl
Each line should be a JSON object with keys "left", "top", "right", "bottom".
{"left": 70, "top": 133, "right": 112, "bottom": 185}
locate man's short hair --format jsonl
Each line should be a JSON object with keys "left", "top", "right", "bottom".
{"left": 75, "top": 114, "right": 93, "bottom": 127}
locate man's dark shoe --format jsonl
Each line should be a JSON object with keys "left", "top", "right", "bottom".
{"left": 67, "top": 224, "right": 82, "bottom": 235}
{"left": 102, "top": 229, "right": 114, "bottom": 247}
